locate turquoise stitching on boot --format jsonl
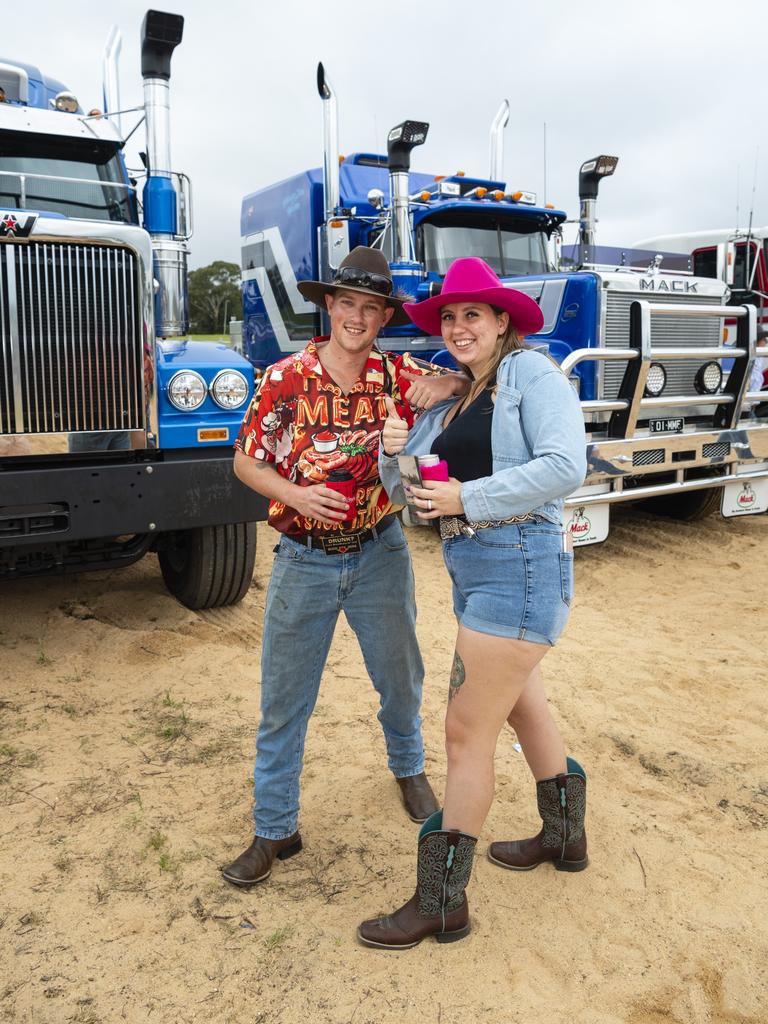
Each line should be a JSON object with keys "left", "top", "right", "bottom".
{"left": 560, "top": 787, "right": 567, "bottom": 808}
{"left": 446, "top": 844, "right": 455, "bottom": 869}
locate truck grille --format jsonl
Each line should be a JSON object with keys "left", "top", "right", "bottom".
{"left": 602, "top": 291, "right": 722, "bottom": 401}
{"left": 0, "top": 241, "right": 143, "bottom": 435}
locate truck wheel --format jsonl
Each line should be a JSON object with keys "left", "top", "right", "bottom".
{"left": 158, "top": 522, "right": 257, "bottom": 609}
{"left": 636, "top": 487, "right": 721, "bottom": 522}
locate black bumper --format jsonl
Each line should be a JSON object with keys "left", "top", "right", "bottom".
{"left": 0, "top": 448, "right": 268, "bottom": 549}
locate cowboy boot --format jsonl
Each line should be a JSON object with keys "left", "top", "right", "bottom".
{"left": 221, "top": 832, "right": 303, "bottom": 887}
{"left": 488, "top": 757, "right": 588, "bottom": 872}
{"left": 357, "top": 811, "right": 476, "bottom": 949}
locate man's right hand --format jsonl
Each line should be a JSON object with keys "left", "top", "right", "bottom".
{"left": 292, "top": 484, "right": 351, "bottom": 522}
{"left": 382, "top": 395, "right": 410, "bottom": 456}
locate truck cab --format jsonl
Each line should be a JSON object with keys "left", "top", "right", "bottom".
{"left": 0, "top": 13, "right": 266, "bottom": 607}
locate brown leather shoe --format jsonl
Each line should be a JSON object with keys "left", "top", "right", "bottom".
{"left": 396, "top": 772, "right": 439, "bottom": 823}
{"left": 221, "top": 832, "right": 302, "bottom": 887}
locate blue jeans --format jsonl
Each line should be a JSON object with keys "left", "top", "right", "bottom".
{"left": 254, "top": 518, "right": 425, "bottom": 839}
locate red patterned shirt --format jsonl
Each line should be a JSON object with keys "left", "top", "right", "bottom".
{"left": 235, "top": 338, "right": 440, "bottom": 536}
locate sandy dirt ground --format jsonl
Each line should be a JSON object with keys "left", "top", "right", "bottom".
{"left": 1, "top": 507, "right": 767, "bottom": 1024}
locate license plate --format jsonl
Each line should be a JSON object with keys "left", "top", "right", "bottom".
{"left": 649, "top": 417, "right": 685, "bottom": 434}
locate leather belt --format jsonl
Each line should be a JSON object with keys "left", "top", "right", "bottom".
{"left": 285, "top": 513, "right": 398, "bottom": 554}
{"left": 439, "top": 513, "right": 537, "bottom": 540}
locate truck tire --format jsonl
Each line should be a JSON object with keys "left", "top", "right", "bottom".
{"left": 158, "top": 522, "right": 257, "bottom": 609}
{"left": 637, "top": 487, "right": 721, "bottom": 522}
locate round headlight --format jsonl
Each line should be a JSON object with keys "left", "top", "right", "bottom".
{"left": 211, "top": 369, "right": 249, "bottom": 410}
{"left": 644, "top": 362, "right": 667, "bottom": 397}
{"left": 168, "top": 370, "right": 207, "bottom": 411}
{"left": 694, "top": 361, "right": 723, "bottom": 395}
{"left": 53, "top": 91, "right": 79, "bottom": 113}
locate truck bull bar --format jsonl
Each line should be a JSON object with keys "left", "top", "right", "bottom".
{"left": 561, "top": 300, "right": 768, "bottom": 506}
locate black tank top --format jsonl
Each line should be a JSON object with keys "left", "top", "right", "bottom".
{"left": 431, "top": 384, "right": 494, "bottom": 483}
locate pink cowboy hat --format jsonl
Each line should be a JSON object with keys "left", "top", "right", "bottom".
{"left": 404, "top": 257, "right": 544, "bottom": 337}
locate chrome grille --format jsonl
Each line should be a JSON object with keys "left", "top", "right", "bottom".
{"left": 0, "top": 241, "right": 143, "bottom": 434}
{"left": 0, "top": 250, "right": 14, "bottom": 434}
{"left": 633, "top": 449, "right": 665, "bottom": 467}
{"left": 702, "top": 442, "right": 730, "bottom": 459}
{"left": 602, "top": 291, "right": 722, "bottom": 400}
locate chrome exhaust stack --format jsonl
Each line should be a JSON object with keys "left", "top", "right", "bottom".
{"left": 102, "top": 25, "right": 123, "bottom": 136}
{"left": 140, "top": 9, "right": 187, "bottom": 337}
{"left": 387, "top": 119, "right": 428, "bottom": 265}
{"left": 489, "top": 99, "right": 509, "bottom": 181}
{"left": 578, "top": 154, "right": 618, "bottom": 259}
{"left": 317, "top": 63, "right": 340, "bottom": 220}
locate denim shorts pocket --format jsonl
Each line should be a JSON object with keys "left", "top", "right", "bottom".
{"left": 471, "top": 525, "right": 522, "bottom": 550}
{"left": 559, "top": 551, "right": 574, "bottom": 606}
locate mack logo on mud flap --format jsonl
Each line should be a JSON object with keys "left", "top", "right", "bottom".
{"left": 567, "top": 507, "right": 591, "bottom": 538}
{"left": 0, "top": 212, "right": 37, "bottom": 238}
{"left": 640, "top": 278, "right": 698, "bottom": 293}
{"left": 737, "top": 484, "right": 756, "bottom": 508}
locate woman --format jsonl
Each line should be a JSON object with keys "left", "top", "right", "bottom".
{"left": 357, "top": 257, "right": 588, "bottom": 949}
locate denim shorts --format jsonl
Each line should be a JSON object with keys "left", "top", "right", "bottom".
{"left": 442, "top": 520, "right": 573, "bottom": 646}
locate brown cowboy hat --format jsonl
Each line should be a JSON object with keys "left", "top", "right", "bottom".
{"left": 297, "top": 246, "right": 410, "bottom": 326}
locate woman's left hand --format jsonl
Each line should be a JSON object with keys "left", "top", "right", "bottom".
{"left": 407, "top": 478, "right": 465, "bottom": 518}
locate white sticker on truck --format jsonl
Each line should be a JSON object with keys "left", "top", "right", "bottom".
{"left": 721, "top": 479, "right": 768, "bottom": 517}
{"left": 566, "top": 504, "right": 610, "bottom": 546}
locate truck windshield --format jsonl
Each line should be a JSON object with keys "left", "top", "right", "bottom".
{"left": 0, "top": 131, "right": 136, "bottom": 223}
{"left": 419, "top": 216, "right": 549, "bottom": 276}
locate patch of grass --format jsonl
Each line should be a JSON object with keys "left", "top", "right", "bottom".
{"left": 146, "top": 830, "right": 167, "bottom": 852}
{"left": 36, "top": 650, "right": 53, "bottom": 666}
{"left": 162, "top": 691, "right": 183, "bottom": 709}
{"left": 61, "top": 704, "right": 79, "bottom": 717}
{"left": 53, "top": 852, "right": 72, "bottom": 873}
{"left": 157, "top": 852, "right": 177, "bottom": 873}
{"left": 263, "top": 925, "right": 293, "bottom": 951}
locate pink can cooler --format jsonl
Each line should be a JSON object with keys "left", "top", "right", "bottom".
{"left": 325, "top": 470, "right": 356, "bottom": 521}
{"left": 417, "top": 455, "right": 449, "bottom": 482}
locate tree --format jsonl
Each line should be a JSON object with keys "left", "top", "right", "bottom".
{"left": 188, "top": 260, "right": 242, "bottom": 334}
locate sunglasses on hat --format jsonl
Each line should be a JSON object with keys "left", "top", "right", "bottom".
{"left": 332, "top": 267, "right": 393, "bottom": 297}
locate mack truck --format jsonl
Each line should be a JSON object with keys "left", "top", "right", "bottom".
{"left": 236, "top": 66, "right": 768, "bottom": 544}
{"left": 633, "top": 225, "right": 768, "bottom": 398}
{"left": 0, "top": 10, "right": 267, "bottom": 607}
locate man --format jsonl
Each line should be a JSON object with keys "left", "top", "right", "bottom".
{"left": 222, "top": 247, "right": 468, "bottom": 887}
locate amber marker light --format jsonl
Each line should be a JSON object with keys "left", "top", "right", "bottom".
{"left": 420, "top": 191, "right": 431, "bottom": 201}
{"left": 338, "top": 154, "right": 345, "bottom": 164}
{"left": 492, "top": 190, "right": 504, "bottom": 201}
{"left": 475, "top": 187, "right": 488, "bottom": 198}
{"left": 510, "top": 191, "right": 523, "bottom": 202}
{"left": 545, "top": 203, "right": 555, "bottom": 209}
{"left": 198, "top": 428, "right": 229, "bottom": 442}
{"left": 434, "top": 175, "right": 446, "bottom": 182}
{"left": 455, "top": 171, "right": 465, "bottom": 176}
{"left": 330, "top": 219, "right": 344, "bottom": 228}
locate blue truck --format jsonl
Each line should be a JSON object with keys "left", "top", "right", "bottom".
{"left": 0, "top": 10, "right": 267, "bottom": 607}
{"left": 238, "top": 68, "right": 768, "bottom": 544}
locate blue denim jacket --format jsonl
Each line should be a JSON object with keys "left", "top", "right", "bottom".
{"left": 379, "top": 348, "right": 587, "bottom": 526}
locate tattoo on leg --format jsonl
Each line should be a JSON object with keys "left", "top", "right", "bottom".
{"left": 448, "top": 650, "right": 466, "bottom": 703}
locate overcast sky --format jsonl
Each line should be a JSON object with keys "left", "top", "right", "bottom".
{"left": 4, "top": 0, "right": 766, "bottom": 268}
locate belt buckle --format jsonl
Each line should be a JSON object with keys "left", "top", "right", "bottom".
{"left": 319, "top": 533, "right": 362, "bottom": 555}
